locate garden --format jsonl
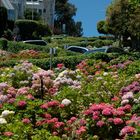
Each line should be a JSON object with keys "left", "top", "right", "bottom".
{"left": 1, "top": 43, "right": 140, "bottom": 139}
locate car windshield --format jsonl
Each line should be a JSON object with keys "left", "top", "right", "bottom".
{"left": 85, "top": 48, "right": 106, "bottom": 54}
{"left": 23, "top": 40, "right": 47, "bottom": 46}
{"left": 67, "top": 46, "right": 88, "bottom": 53}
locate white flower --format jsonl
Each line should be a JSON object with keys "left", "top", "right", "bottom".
{"left": 76, "top": 75, "right": 81, "bottom": 80}
{"left": 61, "top": 99, "right": 71, "bottom": 106}
{"left": 121, "top": 99, "right": 129, "bottom": 106}
{"left": 135, "top": 73, "right": 140, "bottom": 79}
{"left": 103, "top": 72, "right": 108, "bottom": 76}
{"left": 58, "top": 70, "right": 68, "bottom": 78}
{"left": 0, "top": 118, "right": 7, "bottom": 124}
{"left": 1, "top": 110, "right": 15, "bottom": 118}
{"left": 96, "top": 77, "right": 103, "bottom": 80}
{"left": 134, "top": 99, "right": 139, "bottom": 104}
{"left": 122, "top": 92, "right": 133, "bottom": 100}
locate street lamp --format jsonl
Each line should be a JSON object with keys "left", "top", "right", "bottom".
{"left": 32, "top": 0, "right": 34, "bottom": 20}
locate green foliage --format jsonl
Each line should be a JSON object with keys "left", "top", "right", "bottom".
{"left": 15, "top": 20, "right": 52, "bottom": 40}
{"left": 3, "top": 29, "right": 13, "bottom": 41}
{"left": 105, "top": 0, "right": 140, "bottom": 49}
{"left": 0, "top": 7, "right": 7, "bottom": 37}
{"left": 92, "top": 39, "right": 114, "bottom": 47}
{"left": 0, "top": 38, "right": 8, "bottom": 50}
{"left": 4, "top": 41, "right": 50, "bottom": 53}
{"left": 97, "top": 20, "right": 108, "bottom": 35}
{"left": 54, "top": 0, "right": 83, "bottom": 36}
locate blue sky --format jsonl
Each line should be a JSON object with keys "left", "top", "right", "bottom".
{"left": 69, "top": 0, "right": 112, "bottom": 37}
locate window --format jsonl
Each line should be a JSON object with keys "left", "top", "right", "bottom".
{"left": 43, "top": 9, "right": 46, "bottom": 13}
{"left": 68, "top": 47, "right": 88, "bottom": 53}
{"left": 39, "top": 9, "right": 42, "bottom": 15}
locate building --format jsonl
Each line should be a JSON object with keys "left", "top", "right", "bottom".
{"left": 0, "top": 0, "right": 55, "bottom": 27}
{"left": 26, "top": 0, "right": 55, "bottom": 27}
{"left": 10, "top": 0, "right": 26, "bottom": 19}
{"left": 0, "top": 0, "right": 15, "bottom": 20}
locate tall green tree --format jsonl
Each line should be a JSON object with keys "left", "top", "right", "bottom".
{"left": 54, "top": 0, "right": 83, "bottom": 36}
{"left": 105, "top": 0, "right": 140, "bottom": 49}
{"left": 0, "top": 7, "right": 8, "bottom": 37}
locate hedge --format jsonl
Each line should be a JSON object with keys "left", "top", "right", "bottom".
{"left": 15, "top": 20, "right": 52, "bottom": 40}
{"left": 0, "top": 53, "right": 112, "bottom": 69}
{"left": 0, "top": 40, "right": 50, "bottom": 53}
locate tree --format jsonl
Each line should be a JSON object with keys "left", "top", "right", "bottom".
{"left": 0, "top": 7, "right": 8, "bottom": 37}
{"left": 105, "top": 0, "right": 140, "bottom": 49}
{"left": 97, "top": 20, "right": 109, "bottom": 35}
{"left": 54, "top": 0, "right": 83, "bottom": 36}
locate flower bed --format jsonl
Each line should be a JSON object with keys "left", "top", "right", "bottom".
{"left": 0, "top": 59, "right": 140, "bottom": 139}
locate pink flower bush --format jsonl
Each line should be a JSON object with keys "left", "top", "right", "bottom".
{"left": 17, "top": 87, "right": 30, "bottom": 95}
{"left": 57, "top": 63, "right": 64, "bottom": 69}
{"left": 76, "top": 126, "right": 86, "bottom": 135}
{"left": 120, "top": 126, "right": 136, "bottom": 136}
{"left": 96, "top": 120, "right": 105, "bottom": 127}
{"left": 17, "top": 100, "right": 27, "bottom": 108}
{"left": 3, "top": 131, "right": 14, "bottom": 137}
{"left": 102, "top": 108, "right": 113, "bottom": 116}
{"left": 22, "top": 118, "right": 31, "bottom": 124}
{"left": 40, "top": 103, "right": 48, "bottom": 109}
{"left": 113, "top": 118, "right": 123, "bottom": 125}
{"left": 47, "top": 100, "right": 60, "bottom": 107}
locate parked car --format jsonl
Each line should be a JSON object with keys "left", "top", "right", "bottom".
{"left": 84, "top": 46, "right": 125, "bottom": 54}
{"left": 66, "top": 46, "right": 89, "bottom": 54}
{"left": 23, "top": 40, "right": 47, "bottom": 46}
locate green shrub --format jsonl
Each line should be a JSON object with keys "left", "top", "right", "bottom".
{"left": 93, "top": 39, "right": 113, "bottom": 47}
{"left": 15, "top": 20, "right": 52, "bottom": 40}
{"left": 0, "top": 38, "right": 8, "bottom": 50}
{"left": 7, "top": 41, "right": 50, "bottom": 53}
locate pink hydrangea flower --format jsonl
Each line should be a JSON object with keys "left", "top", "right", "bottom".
{"left": 3, "top": 131, "right": 14, "bottom": 137}
{"left": 53, "top": 122, "right": 65, "bottom": 128}
{"left": 123, "top": 104, "right": 131, "bottom": 112}
{"left": 120, "top": 126, "right": 136, "bottom": 136}
{"left": 47, "top": 100, "right": 60, "bottom": 107}
{"left": 70, "top": 117, "right": 77, "bottom": 122}
{"left": 113, "top": 118, "right": 123, "bottom": 125}
{"left": 113, "top": 110, "right": 125, "bottom": 117}
{"left": 111, "top": 96, "right": 119, "bottom": 101}
{"left": 17, "top": 100, "right": 27, "bottom": 108}
{"left": 96, "top": 121, "right": 105, "bottom": 127}
{"left": 42, "top": 113, "right": 52, "bottom": 119}
{"left": 40, "top": 103, "right": 48, "bottom": 109}
{"left": 102, "top": 108, "right": 112, "bottom": 116}
{"left": 7, "top": 98, "right": 15, "bottom": 104}
{"left": 76, "top": 126, "right": 86, "bottom": 135}
{"left": 52, "top": 131, "right": 58, "bottom": 136}
{"left": 57, "top": 63, "right": 64, "bottom": 69}
{"left": 80, "top": 119, "right": 86, "bottom": 126}
{"left": 92, "top": 115, "right": 100, "bottom": 121}
{"left": 108, "top": 118, "right": 114, "bottom": 123}
{"left": 26, "top": 94, "right": 35, "bottom": 100}
{"left": 22, "top": 118, "right": 31, "bottom": 124}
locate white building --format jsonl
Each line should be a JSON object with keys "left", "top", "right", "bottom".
{"left": 10, "top": 0, "right": 26, "bottom": 19}
{"left": 0, "top": 0, "right": 55, "bottom": 27}
{"left": 26, "top": 0, "right": 55, "bottom": 27}
{"left": 0, "top": 0, "right": 15, "bottom": 20}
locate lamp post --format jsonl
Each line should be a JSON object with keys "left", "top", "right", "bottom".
{"left": 32, "top": 0, "right": 34, "bottom": 20}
